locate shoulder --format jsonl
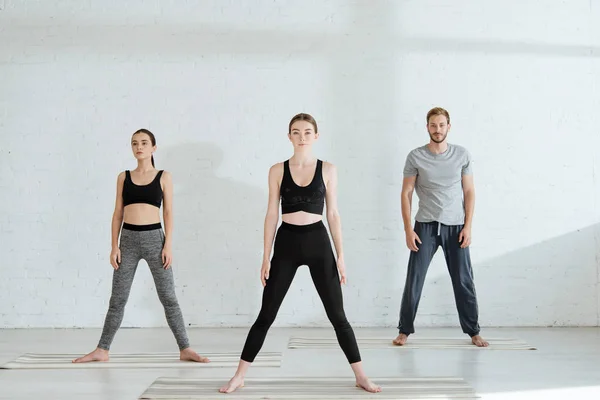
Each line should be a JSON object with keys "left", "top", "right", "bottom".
{"left": 322, "top": 160, "right": 336, "bottom": 173}
{"left": 406, "top": 146, "right": 424, "bottom": 161}
{"left": 117, "top": 171, "right": 126, "bottom": 182}
{"left": 321, "top": 160, "right": 337, "bottom": 181}
{"left": 268, "top": 162, "right": 284, "bottom": 181}
{"left": 269, "top": 162, "right": 284, "bottom": 174}
{"left": 159, "top": 170, "right": 172, "bottom": 188}
{"left": 450, "top": 143, "right": 469, "bottom": 153}
{"left": 449, "top": 144, "right": 472, "bottom": 159}
{"left": 409, "top": 145, "right": 427, "bottom": 156}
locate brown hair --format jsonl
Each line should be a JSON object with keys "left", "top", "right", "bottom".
{"left": 132, "top": 128, "right": 156, "bottom": 167}
{"left": 288, "top": 113, "right": 318, "bottom": 133}
{"left": 426, "top": 107, "right": 450, "bottom": 124}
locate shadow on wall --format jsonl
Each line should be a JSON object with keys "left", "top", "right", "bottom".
{"left": 393, "top": 223, "right": 600, "bottom": 330}
{"left": 160, "top": 142, "right": 266, "bottom": 327}
{"left": 473, "top": 223, "right": 600, "bottom": 327}
{"left": 322, "top": 0, "right": 406, "bottom": 325}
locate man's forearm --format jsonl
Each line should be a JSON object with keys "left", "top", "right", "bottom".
{"left": 401, "top": 192, "right": 413, "bottom": 231}
{"left": 464, "top": 190, "right": 475, "bottom": 227}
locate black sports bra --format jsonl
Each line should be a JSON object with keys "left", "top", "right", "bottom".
{"left": 280, "top": 160, "right": 326, "bottom": 215}
{"left": 122, "top": 170, "right": 163, "bottom": 208}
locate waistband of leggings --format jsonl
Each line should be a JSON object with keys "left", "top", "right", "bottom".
{"left": 122, "top": 222, "right": 162, "bottom": 232}
{"left": 279, "top": 220, "right": 325, "bottom": 233}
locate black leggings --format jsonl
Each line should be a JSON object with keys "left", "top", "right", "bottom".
{"left": 240, "top": 221, "right": 361, "bottom": 364}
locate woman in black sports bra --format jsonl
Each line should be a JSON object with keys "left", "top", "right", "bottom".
{"left": 73, "top": 129, "right": 209, "bottom": 364}
{"left": 220, "top": 114, "right": 381, "bottom": 394}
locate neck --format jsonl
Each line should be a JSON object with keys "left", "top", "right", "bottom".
{"left": 290, "top": 149, "right": 315, "bottom": 165}
{"left": 136, "top": 159, "right": 155, "bottom": 172}
{"left": 427, "top": 141, "right": 448, "bottom": 154}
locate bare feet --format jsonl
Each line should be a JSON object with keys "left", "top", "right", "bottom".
{"left": 180, "top": 348, "right": 210, "bottom": 363}
{"left": 355, "top": 376, "right": 382, "bottom": 393}
{"left": 219, "top": 375, "right": 245, "bottom": 393}
{"left": 471, "top": 335, "right": 489, "bottom": 347}
{"left": 392, "top": 333, "right": 408, "bottom": 346}
{"left": 72, "top": 348, "right": 109, "bottom": 363}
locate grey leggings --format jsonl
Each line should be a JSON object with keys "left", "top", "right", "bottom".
{"left": 98, "top": 223, "right": 190, "bottom": 350}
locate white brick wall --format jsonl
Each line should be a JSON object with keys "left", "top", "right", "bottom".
{"left": 1, "top": 0, "right": 599, "bottom": 328}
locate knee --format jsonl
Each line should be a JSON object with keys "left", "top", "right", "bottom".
{"left": 455, "top": 269, "right": 474, "bottom": 286}
{"left": 455, "top": 275, "right": 476, "bottom": 295}
{"left": 328, "top": 312, "right": 351, "bottom": 331}
{"left": 108, "top": 295, "right": 128, "bottom": 312}
{"left": 333, "top": 320, "right": 352, "bottom": 334}
{"left": 461, "top": 275, "right": 475, "bottom": 288}
{"left": 405, "top": 269, "right": 426, "bottom": 288}
{"left": 253, "top": 311, "right": 277, "bottom": 330}
{"left": 158, "top": 290, "right": 179, "bottom": 309}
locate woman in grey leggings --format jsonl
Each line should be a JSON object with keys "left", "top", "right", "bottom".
{"left": 73, "top": 129, "right": 209, "bottom": 363}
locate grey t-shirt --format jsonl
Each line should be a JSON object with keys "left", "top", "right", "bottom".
{"left": 403, "top": 143, "right": 473, "bottom": 226}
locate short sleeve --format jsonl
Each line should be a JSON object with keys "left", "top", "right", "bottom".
{"left": 403, "top": 152, "right": 418, "bottom": 177}
{"left": 462, "top": 150, "right": 473, "bottom": 175}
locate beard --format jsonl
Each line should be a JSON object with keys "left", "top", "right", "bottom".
{"left": 429, "top": 132, "right": 447, "bottom": 143}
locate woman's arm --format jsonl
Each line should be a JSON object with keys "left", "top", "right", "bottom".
{"left": 161, "top": 171, "right": 174, "bottom": 268}
{"left": 110, "top": 172, "right": 125, "bottom": 269}
{"left": 263, "top": 164, "right": 282, "bottom": 263}
{"left": 324, "top": 162, "right": 344, "bottom": 260}
{"left": 161, "top": 171, "right": 174, "bottom": 248}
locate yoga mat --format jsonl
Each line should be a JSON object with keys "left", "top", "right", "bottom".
{"left": 288, "top": 337, "right": 537, "bottom": 350}
{"left": 1, "top": 351, "right": 282, "bottom": 369}
{"left": 139, "top": 376, "right": 478, "bottom": 399}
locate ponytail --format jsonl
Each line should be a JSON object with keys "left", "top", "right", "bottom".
{"left": 151, "top": 154, "right": 155, "bottom": 167}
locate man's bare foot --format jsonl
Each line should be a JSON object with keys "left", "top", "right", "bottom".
{"left": 72, "top": 348, "right": 109, "bottom": 363}
{"left": 355, "top": 376, "right": 382, "bottom": 393}
{"left": 180, "top": 348, "right": 210, "bottom": 363}
{"left": 392, "top": 333, "right": 408, "bottom": 346}
{"left": 471, "top": 335, "right": 489, "bottom": 347}
{"left": 219, "top": 375, "right": 244, "bottom": 393}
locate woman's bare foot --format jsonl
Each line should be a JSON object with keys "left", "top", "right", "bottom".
{"left": 180, "top": 348, "right": 210, "bottom": 363}
{"left": 392, "top": 333, "right": 408, "bottom": 346}
{"left": 72, "top": 348, "right": 109, "bottom": 363}
{"left": 471, "top": 335, "right": 489, "bottom": 347}
{"left": 355, "top": 376, "right": 382, "bottom": 393}
{"left": 350, "top": 361, "right": 381, "bottom": 393}
{"left": 219, "top": 375, "right": 245, "bottom": 393}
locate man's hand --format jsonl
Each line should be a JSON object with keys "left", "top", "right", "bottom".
{"left": 458, "top": 225, "right": 472, "bottom": 248}
{"left": 406, "top": 230, "right": 421, "bottom": 252}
